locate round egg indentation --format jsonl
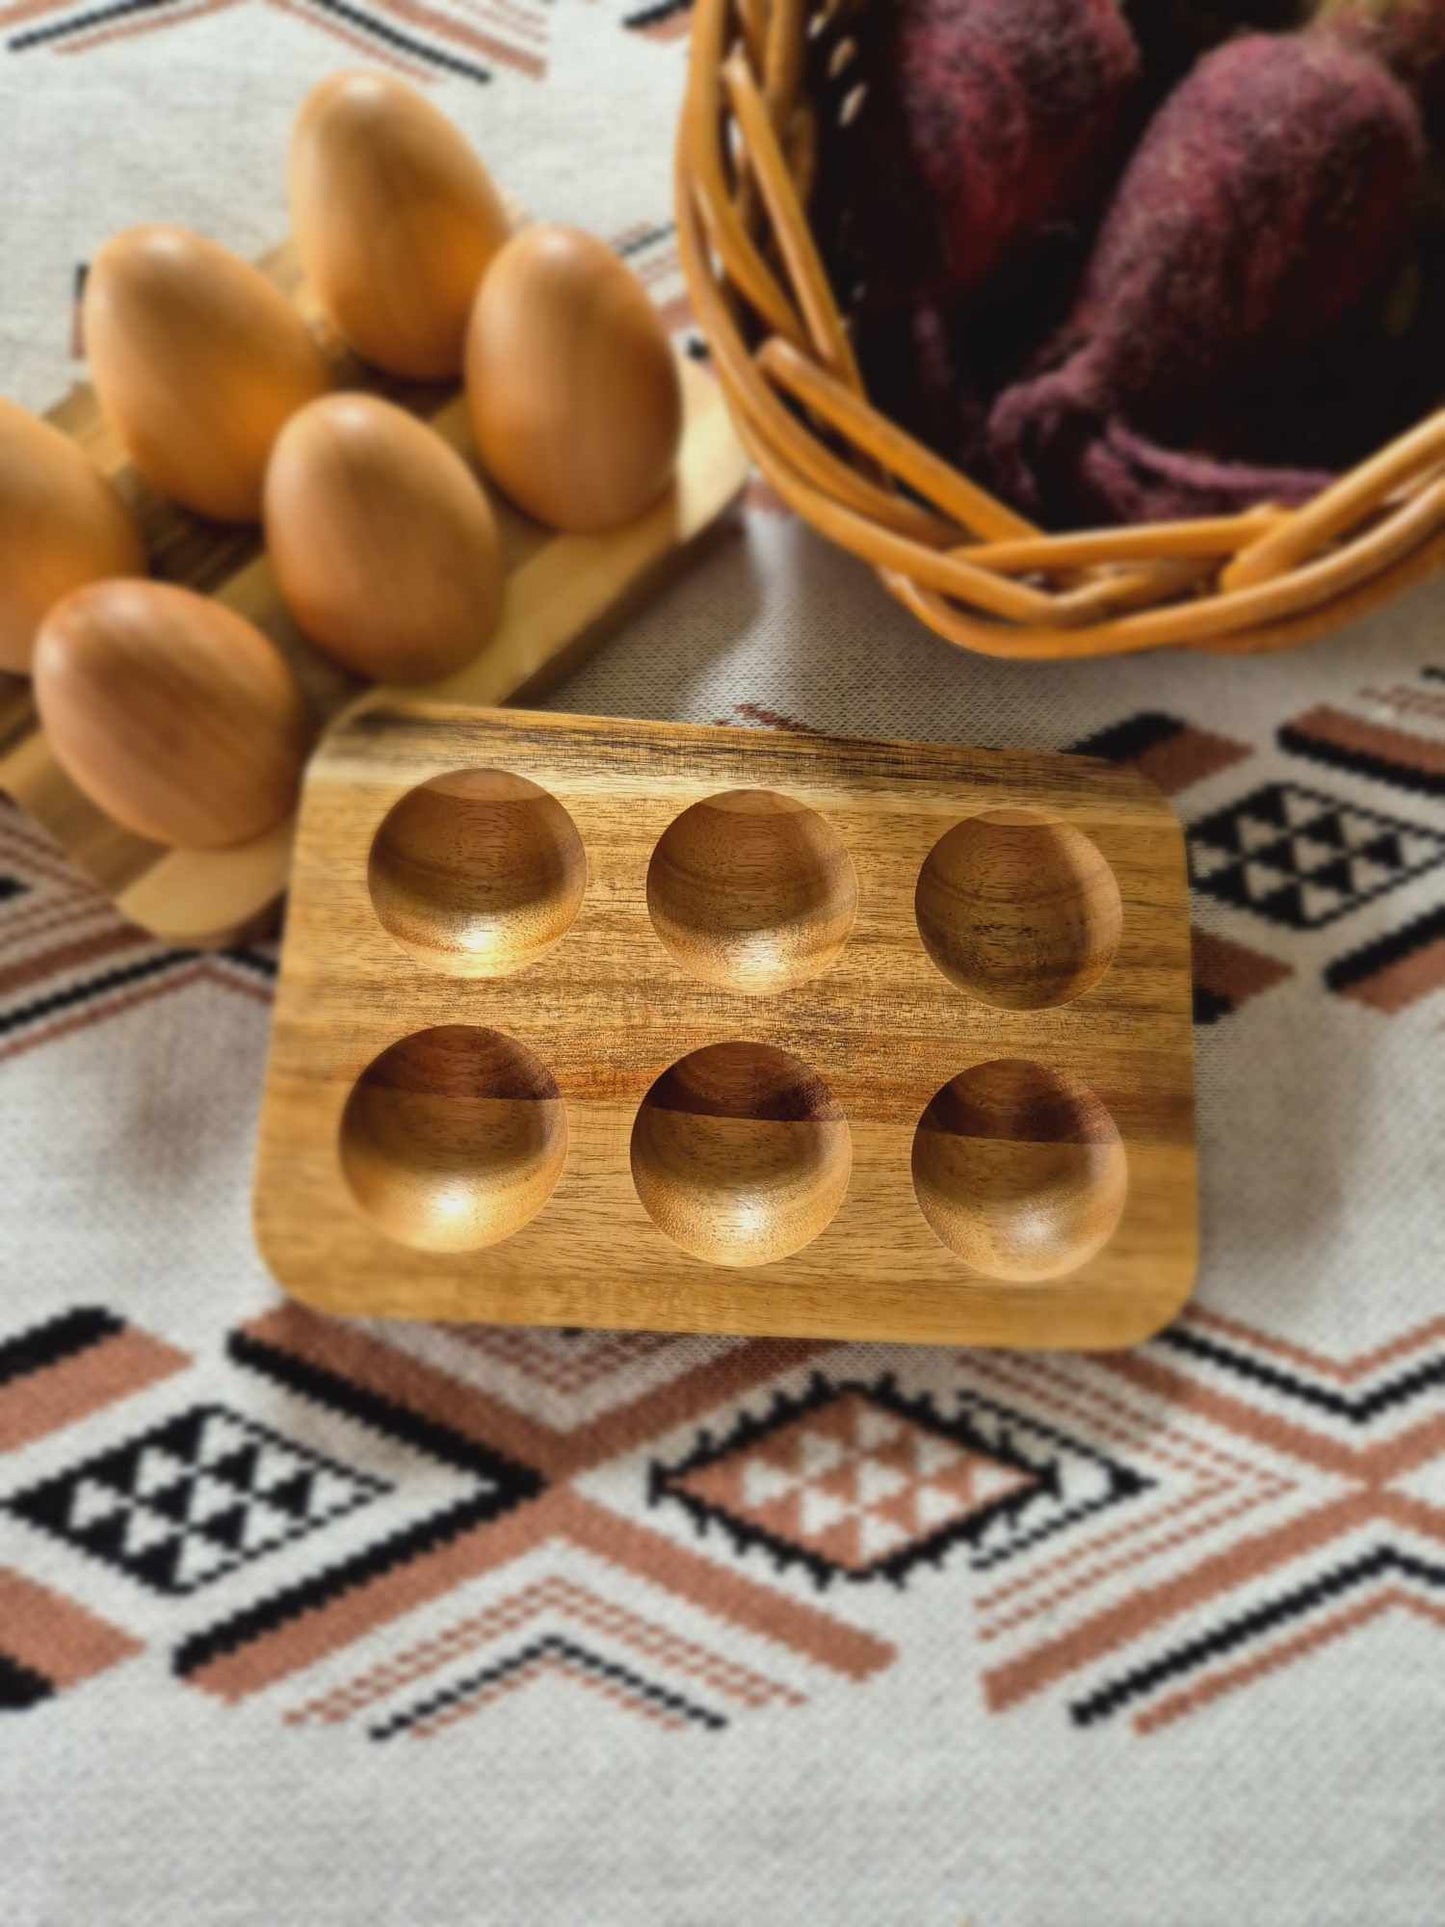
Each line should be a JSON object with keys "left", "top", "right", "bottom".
{"left": 911, "top": 1059, "right": 1127, "bottom": 1281}
{"left": 368, "top": 767, "right": 586, "bottom": 978}
{"left": 340, "top": 1025, "right": 567, "bottom": 1253}
{"left": 630, "top": 1042, "right": 851, "bottom": 1268}
{"left": 646, "top": 788, "right": 857, "bottom": 996}
{"left": 915, "top": 807, "right": 1122, "bottom": 1010}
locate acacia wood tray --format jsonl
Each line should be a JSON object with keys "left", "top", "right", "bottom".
{"left": 0, "top": 242, "right": 748, "bottom": 946}
{"left": 253, "top": 704, "right": 1197, "bottom": 1346}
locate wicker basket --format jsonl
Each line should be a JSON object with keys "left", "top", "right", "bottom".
{"left": 676, "top": 0, "right": 1445, "bottom": 659}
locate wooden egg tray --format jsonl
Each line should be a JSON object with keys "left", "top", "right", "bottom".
{"left": 253, "top": 704, "right": 1197, "bottom": 1347}
{"left": 0, "top": 240, "right": 747, "bottom": 947}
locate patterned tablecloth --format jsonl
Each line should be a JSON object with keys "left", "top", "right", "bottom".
{"left": 3, "top": 8, "right": 1444, "bottom": 1924}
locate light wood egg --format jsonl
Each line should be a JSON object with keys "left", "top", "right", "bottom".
{"left": 0, "top": 398, "right": 146, "bottom": 674}
{"left": 84, "top": 225, "right": 331, "bottom": 523}
{"left": 33, "top": 580, "right": 311, "bottom": 848}
{"left": 264, "top": 394, "right": 504, "bottom": 684}
{"left": 290, "top": 71, "right": 510, "bottom": 381}
{"left": 465, "top": 225, "right": 682, "bottom": 533}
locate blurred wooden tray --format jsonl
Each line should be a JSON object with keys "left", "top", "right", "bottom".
{"left": 0, "top": 241, "right": 748, "bottom": 947}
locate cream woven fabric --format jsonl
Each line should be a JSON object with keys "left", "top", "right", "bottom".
{"left": 2, "top": 10, "right": 1443, "bottom": 1924}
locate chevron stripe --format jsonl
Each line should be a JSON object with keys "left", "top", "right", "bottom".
{"left": 1158, "top": 1325, "right": 1445, "bottom": 1424}
{"left": 3, "top": 0, "right": 552, "bottom": 76}
{"left": 286, "top": 1574, "right": 803, "bottom": 1728}
{"left": 372, "top": 1635, "right": 726, "bottom": 1738}
{"left": 1071, "top": 1546, "right": 1445, "bottom": 1729}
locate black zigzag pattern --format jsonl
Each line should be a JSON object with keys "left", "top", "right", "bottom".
{"left": 173, "top": 1329, "right": 547, "bottom": 1680}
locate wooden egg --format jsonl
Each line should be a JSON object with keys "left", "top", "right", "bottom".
{"left": 465, "top": 225, "right": 682, "bottom": 533}
{"left": 33, "top": 580, "right": 311, "bottom": 849}
{"left": 264, "top": 394, "right": 504, "bottom": 684}
{"left": 0, "top": 398, "right": 146, "bottom": 674}
{"left": 290, "top": 71, "right": 509, "bottom": 381}
{"left": 84, "top": 225, "right": 331, "bottom": 523}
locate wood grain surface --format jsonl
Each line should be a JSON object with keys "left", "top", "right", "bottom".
{"left": 254, "top": 705, "right": 1198, "bottom": 1346}
{"left": 0, "top": 240, "right": 748, "bottom": 945}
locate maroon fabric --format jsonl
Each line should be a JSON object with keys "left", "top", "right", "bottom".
{"left": 878, "top": 0, "right": 1141, "bottom": 300}
{"left": 987, "top": 28, "right": 1424, "bottom": 523}
{"left": 1080, "top": 420, "right": 1336, "bottom": 522}
{"left": 831, "top": 0, "right": 1140, "bottom": 464}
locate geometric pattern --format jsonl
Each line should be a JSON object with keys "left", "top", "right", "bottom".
{"left": 168, "top": 1319, "right": 547, "bottom": 1689}
{"left": 0, "top": 802, "right": 274, "bottom": 1069}
{"left": 6, "top": 1406, "right": 388, "bottom": 1595}
{"left": 449, "top": 1325, "right": 688, "bottom": 1398}
{"left": 142, "top": 1307, "right": 893, "bottom": 1721}
{"left": 0, "top": 1277, "right": 1441, "bottom": 1741}
{"left": 664, "top": 1387, "right": 1037, "bottom": 1581}
{"left": 1189, "top": 925, "right": 1293, "bottom": 1026}
{"left": 1068, "top": 710, "right": 1251, "bottom": 797}
{"left": 1326, "top": 902, "right": 1445, "bottom": 1013}
{"left": 1188, "top": 782, "right": 1445, "bottom": 929}
{"left": 289, "top": 1576, "right": 806, "bottom": 1739}
{"left": 654, "top": 1374, "right": 1142, "bottom": 1586}
{"left": 0, "top": 1569, "right": 140, "bottom": 1712}
{"left": 369, "top": 1633, "right": 734, "bottom": 1736}
{"left": 966, "top": 1313, "right": 1445, "bottom": 1734}
{"left": 1062, "top": 713, "right": 1305, "bottom": 1026}
{"left": 1, "top": 0, "right": 550, "bottom": 83}
{"left": 1280, "top": 701, "right": 1445, "bottom": 800}
{"left": 0, "top": 1305, "right": 187, "bottom": 1453}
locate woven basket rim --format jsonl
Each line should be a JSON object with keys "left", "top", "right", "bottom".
{"left": 675, "top": 0, "right": 1445, "bottom": 659}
